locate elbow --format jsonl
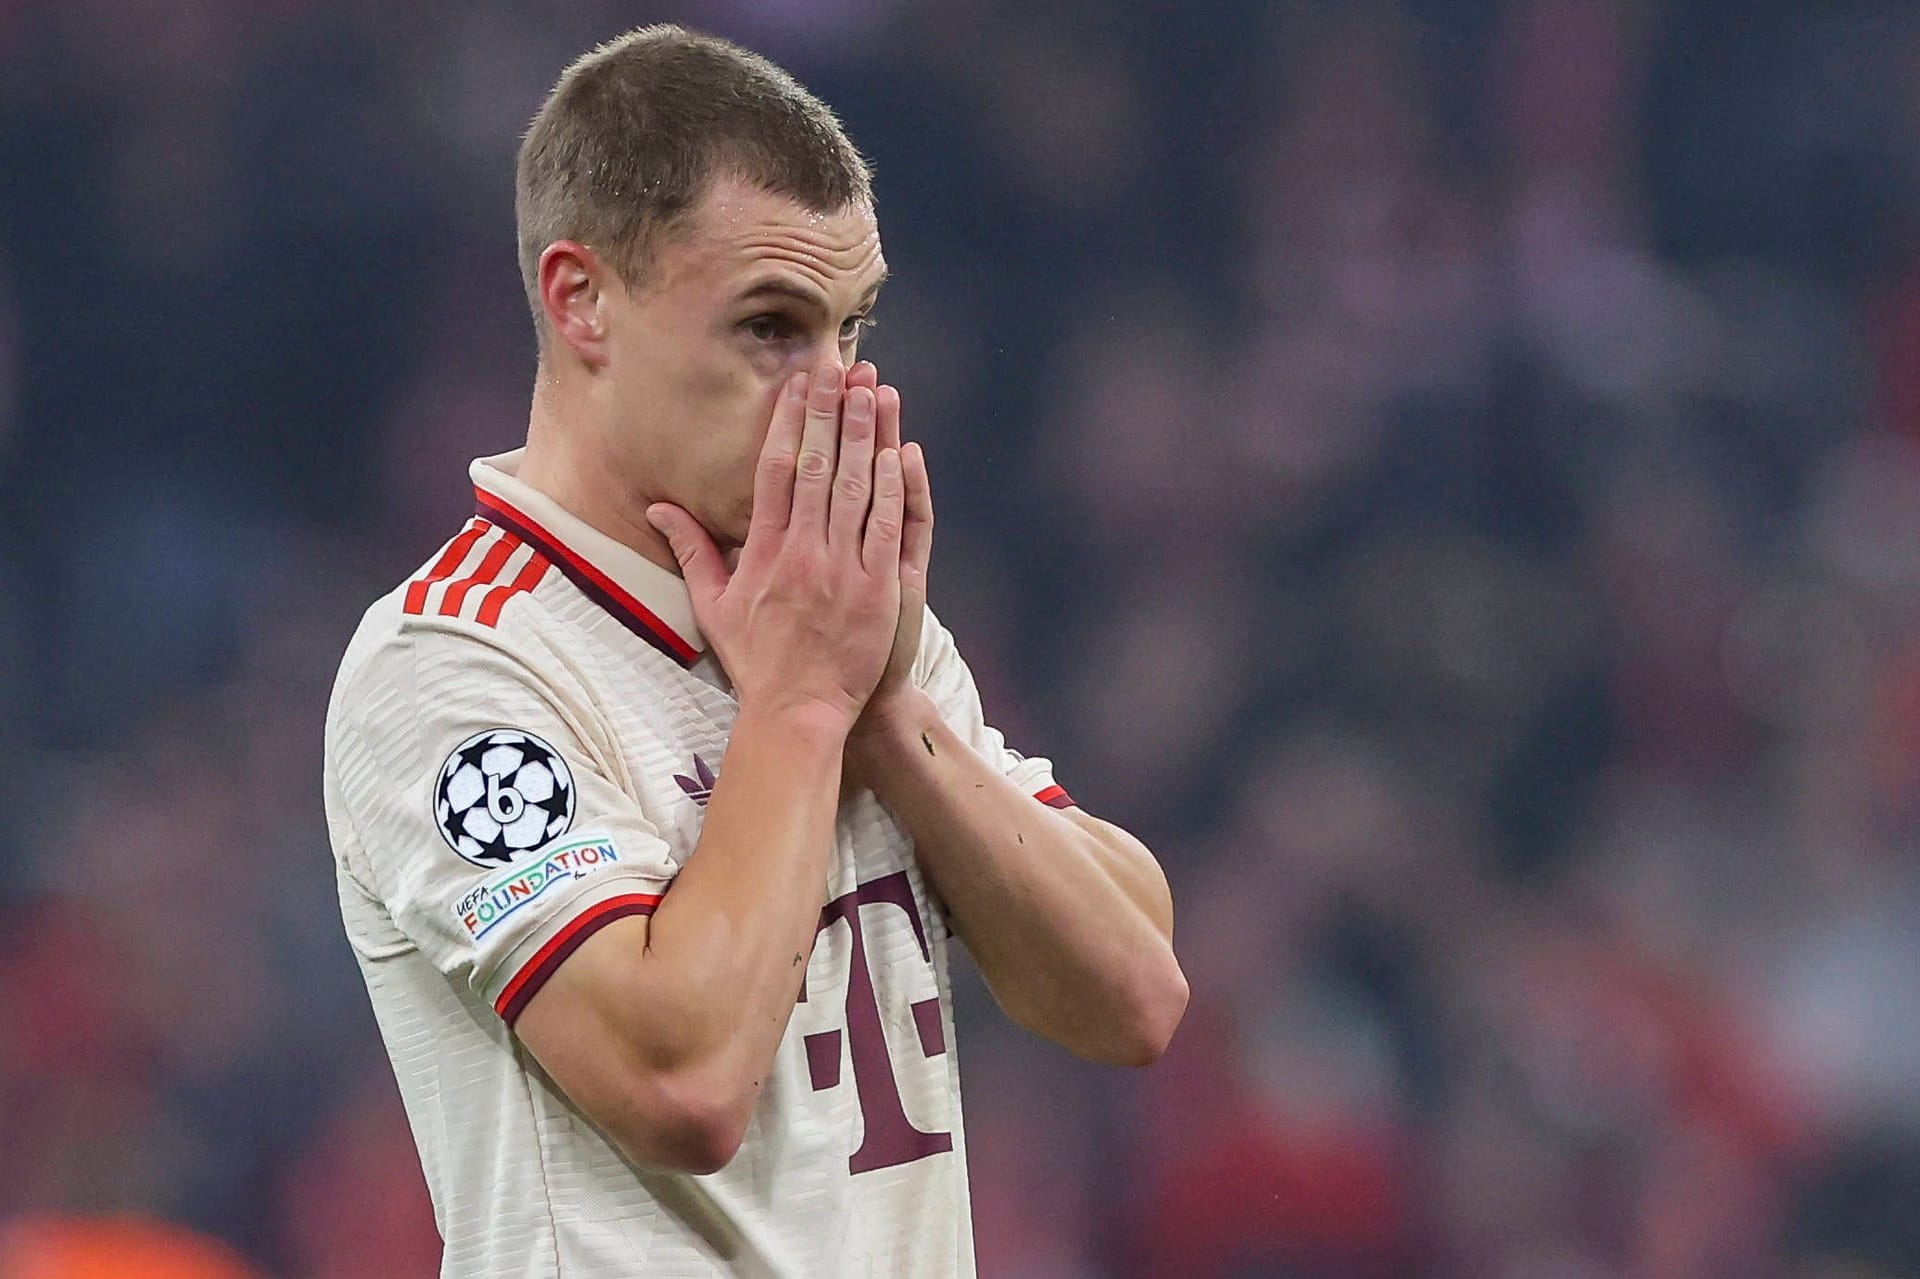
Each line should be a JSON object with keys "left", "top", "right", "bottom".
{"left": 1112, "top": 953, "right": 1189, "bottom": 1068}
{"left": 1067, "top": 952, "right": 1188, "bottom": 1069}
{"left": 992, "top": 941, "right": 1192, "bottom": 1068}
{"left": 612, "top": 1070, "right": 756, "bottom": 1176}
{"left": 655, "top": 1104, "right": 749, "bottom": 1177}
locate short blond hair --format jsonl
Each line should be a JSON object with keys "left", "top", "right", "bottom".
{"left": 515, "top": 25, "right": 873, "bottom": 334}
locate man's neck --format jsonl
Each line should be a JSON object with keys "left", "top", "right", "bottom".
{"left": 520, "top": 372, "right": 681, "bottom": 577}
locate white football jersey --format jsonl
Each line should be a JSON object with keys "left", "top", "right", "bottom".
{"left": 322, "top": 450, "right": 1072, "bottom": 1278}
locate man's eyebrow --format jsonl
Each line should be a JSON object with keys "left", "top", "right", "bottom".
{"left": 733, "top": 270, "right": 888, "bottom": 311}
{"left": 734, "top": 278, "right": 822, "bottom": 310}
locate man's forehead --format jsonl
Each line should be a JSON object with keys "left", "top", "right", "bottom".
{"left": 685, "top": 178, "right": 885, "bottom": 295}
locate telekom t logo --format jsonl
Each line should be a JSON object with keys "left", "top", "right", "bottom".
{"left": 798, "top": 871, "right": 953, "bottom": 1175}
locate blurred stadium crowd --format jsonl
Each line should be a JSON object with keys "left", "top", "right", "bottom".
{"left": 4, "top": 1, "right": 1920, "bottom": 1276}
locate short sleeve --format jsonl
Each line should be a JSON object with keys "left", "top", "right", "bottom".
{"left": 911, "top": 607, "right": 1074, "bottom": 810}
{"left": 324, "top": 625, "right": 680, "bottom": 1025}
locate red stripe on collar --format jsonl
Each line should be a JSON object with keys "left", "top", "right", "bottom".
{"left": 472, "top": 487, "right": 700, "bottom": 668}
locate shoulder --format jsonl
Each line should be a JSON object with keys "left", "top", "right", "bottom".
{"left": 325, "top": 543, "right": 586, "bottom": 776}
{"left": 322, "top": 582, "right": 621, "bottom": 875}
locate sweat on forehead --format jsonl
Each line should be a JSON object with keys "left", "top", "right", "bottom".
{"left": 703, "top": 176, "right": 876, "bottom": 240}
{"left": 676, "top": 179, "right": 884, "bottom": 287}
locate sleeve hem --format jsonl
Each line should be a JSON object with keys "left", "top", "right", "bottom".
{"left": 1033, "top": 783, "right": 1074, "bottom": 809}
{"left": 494, "top": 892, "right": 662, "bottom": 1026}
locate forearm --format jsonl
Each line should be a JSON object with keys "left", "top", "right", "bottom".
{"left": 637, "top": 702, "right": 845, "bottom": 1088}
{"left": 849, "top": 691, "right": 1185, "bottom": 1066}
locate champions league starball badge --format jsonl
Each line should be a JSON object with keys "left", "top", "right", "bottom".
{"left": 433, "top": 728, "right": 577, "bottom": 865}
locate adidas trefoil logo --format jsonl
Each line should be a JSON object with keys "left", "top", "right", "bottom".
{"left": 673, "top": 754, "right": 717, "bottom": 808}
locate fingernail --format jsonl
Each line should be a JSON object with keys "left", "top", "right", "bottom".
{"left": 645, "top": 505, "right": 669, "bottom": 531}
{"left": 847, "top": 387, "right": 874, "bottom": 417}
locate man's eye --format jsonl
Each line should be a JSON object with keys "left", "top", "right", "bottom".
{"left": 745, "top": 315, "right": 788, "bottom": 343}
{"left": 840, "top": 314, "right": 876, "bottom": 342}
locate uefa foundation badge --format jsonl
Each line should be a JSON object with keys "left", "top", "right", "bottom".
{"left": 453, "top": 835, "right": 622, "bottom": 940}
{"left": 434, "top": 728, "right": 577, "bottom": 866}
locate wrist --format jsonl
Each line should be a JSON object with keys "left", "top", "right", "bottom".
{"left": 733, "top": 696, "right": 858, "bottom": 751}
{"left": 847, "top": 685, "right": 937, "bottom": 763}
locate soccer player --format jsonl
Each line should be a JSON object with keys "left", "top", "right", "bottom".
{"left": 322, "top": 25, "right": 1186, "bottom": 1277}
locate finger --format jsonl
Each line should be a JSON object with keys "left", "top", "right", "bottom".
{"left": 647, "top": 503, "right": 730, "bottom": 607}
{"left": 847, "top": 360, "right": 879, "bottom": 393}
{"left": 790, "top": 361, "right": 845, "bottom": 536}
{"left": 875, "top": 381, "right": 902, "bottom": 453}
{"left": 751, "top": 370, "right": 810, "bottom": 536}
{"left": 901, "top": 440, "right": 934, "bottom": 595}
{"left": 831, "top": 385, "right": 877, "bottom": 549}
{"left": 863, "top": 447, "right": 904, "bottom": 576}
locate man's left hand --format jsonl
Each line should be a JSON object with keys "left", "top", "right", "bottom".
{"left": 845, "top": 360, "right": 932, "bottom": 734}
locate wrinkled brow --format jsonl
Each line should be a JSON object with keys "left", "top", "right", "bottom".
{"left": 732, "top": 269, "right": 888, "bottom": 313}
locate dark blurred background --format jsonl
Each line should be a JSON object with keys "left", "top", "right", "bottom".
{"left": 4, "top": 1, "right": 1920, "bottom": 1276}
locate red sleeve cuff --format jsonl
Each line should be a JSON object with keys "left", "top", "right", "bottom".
{"left": 1033, "top": 783, "right": 1074, "bottom": 809}
{"left": 495, "top": 892, "right": 662, "bottom": 1026}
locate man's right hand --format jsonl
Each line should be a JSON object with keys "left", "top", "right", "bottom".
{"left": 646, "top": 360, "right": 905, "bottom": 730}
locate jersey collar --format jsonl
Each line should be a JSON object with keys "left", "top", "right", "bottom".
{"left": 470, "top": 450, "right": 705, "bottom": 668}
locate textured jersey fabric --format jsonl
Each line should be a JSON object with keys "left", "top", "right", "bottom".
{"left": 322, "top": 450, "right": 1070, "bottom": 1277}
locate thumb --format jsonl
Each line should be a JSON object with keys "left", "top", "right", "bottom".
{"left": 646, "top": 503, "right": 729, "bottom": 605}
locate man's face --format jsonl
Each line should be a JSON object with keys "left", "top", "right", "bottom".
{"left": 600, "top": 174, "right": 886, "bottom": 548}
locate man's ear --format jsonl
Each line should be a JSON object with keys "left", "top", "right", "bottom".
{"left": 538, "top": 240, "right": 615, "bottom": 366}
